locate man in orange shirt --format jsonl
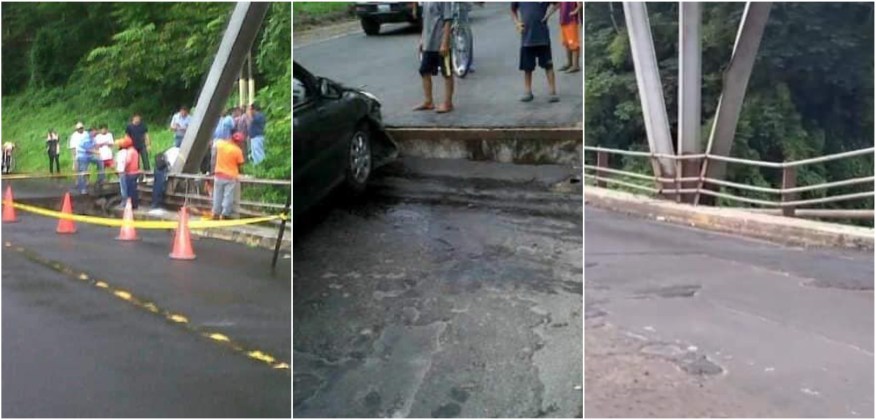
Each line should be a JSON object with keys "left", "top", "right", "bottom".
{"left": 211, "top": 132, "right": 245, "bottom": 219}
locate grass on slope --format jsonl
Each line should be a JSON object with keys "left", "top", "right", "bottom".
{"left": 293, "top": 2, "right": 353, "bottom": 29}
{"left": 2, "top": 90, "right": 174, "bottom": 177}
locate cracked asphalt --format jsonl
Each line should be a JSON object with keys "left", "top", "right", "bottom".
{"left": 584, "top": 207, "right": 874, "bottom": 417}
{"left": 293, "top": 159, "right": 583, "bottom": 417}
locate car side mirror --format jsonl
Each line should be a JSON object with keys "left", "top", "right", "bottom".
{"left": 319, "top": 78, "right": 341, "bottom": 99}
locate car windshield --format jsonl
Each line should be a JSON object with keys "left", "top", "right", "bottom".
{"left": 293, "top": 77, "right": 307, "bottom": 107}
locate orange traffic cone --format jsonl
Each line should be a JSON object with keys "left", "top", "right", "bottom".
{"left": 169, "top": 207, "right": 196, "bottom": 260}
{"left": 56, "top": 192, "right": 77, "bottom": 234}
{"left": 116, "top": 198, "right": 138, "bottom": 241}
{"left": 3, "top": 186, "right": 17, "bottom": 223}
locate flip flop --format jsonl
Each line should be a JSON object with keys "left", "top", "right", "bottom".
{"left": 435, "top": 105, "right": 454, "bottom": 114}
{"left": 413, "top": 104, "right": 435, "bottom": 111}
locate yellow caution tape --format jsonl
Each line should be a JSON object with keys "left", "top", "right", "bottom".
{"left": 7, "top": 201, "right": 286, "bottom": 229}
{"left": 2, "top": 171, "right": 121, "bottom": 180}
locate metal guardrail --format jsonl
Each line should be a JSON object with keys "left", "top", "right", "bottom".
{"left": 583, "top": 146, "right": 874, "bottom": 219}
{"left": 163, "top": 172, "right": 290, "bottom": 215}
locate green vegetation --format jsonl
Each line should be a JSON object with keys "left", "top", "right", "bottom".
{"left": 585, "top": 3, "right": 874, "bottom": 222}
{"left": 2, "top": 2, "right": 291, "bottom": 198}
{"left": 293, "top": 2, "right": 353, "bottom": 28}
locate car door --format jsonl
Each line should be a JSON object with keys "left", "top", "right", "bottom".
{"left": 313, "top": 79, "right": 357, "bottom": 189}
{"left": 293, "top": 69, "right": 323, "bottom": 213}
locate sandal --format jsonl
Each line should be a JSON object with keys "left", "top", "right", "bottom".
{"left": 413, "top": 103, "right": 435, "bottom": 111}
{"left": 435, "top": 104, "right": 454, "bottom": 113}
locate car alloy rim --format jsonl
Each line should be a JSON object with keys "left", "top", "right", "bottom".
{"left": 350, "top": 132, "right": 371, "bottom": 183}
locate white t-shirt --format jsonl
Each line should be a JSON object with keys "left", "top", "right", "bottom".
{"left": 94, "top": 132, "right": 114, "bottom": 161}
{"left": 115, "top": 149, "right": 127, "bottom": 173}
{"left": 69, "top": 131, "right": 87, "bottom": 150}
{"left": 164, "top": 147, "right": 180, "bottom": 168}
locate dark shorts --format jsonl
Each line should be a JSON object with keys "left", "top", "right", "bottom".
{"left": 419, "top": 51, "right": 452, "bottom": 78}
{"left": 519, "top": 45, "right": 553, "bottom": 72}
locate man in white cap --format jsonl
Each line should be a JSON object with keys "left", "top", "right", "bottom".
{"left": 69, "top": 122, "right": 88, "bottom": 172}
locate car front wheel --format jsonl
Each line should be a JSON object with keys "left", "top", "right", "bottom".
{"left": 361, "top": 18, "right": 380, "bottom": 35}
{"left": 345, "top": 126, "right": 372, "bottom": 193}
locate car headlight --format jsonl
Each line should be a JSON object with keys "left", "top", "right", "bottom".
{"left": 360, "top": 90, "right": 381, "bottom": 104}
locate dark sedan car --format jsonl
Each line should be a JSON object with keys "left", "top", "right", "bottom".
{"left": 293, "top": 62, "right": 398, "bottom": 218}
{"left": 354, "top": 2, "right": 421, "bottom": 35}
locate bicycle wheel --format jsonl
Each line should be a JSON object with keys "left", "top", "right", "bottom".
{"left": 451, "top": 25, "right": 473, "bottom": 78}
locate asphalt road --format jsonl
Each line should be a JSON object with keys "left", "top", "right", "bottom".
{"left": 584, "top": 207, "right": 874, "bottom": 417}
{"left": 293, "top": 3, "right": 583, "bottom": 128}
{"left": 2, "top": 208, "right": 291, "bottom": 417}
{"left": 293, "top": 159, "right": 583, "bottom": 417}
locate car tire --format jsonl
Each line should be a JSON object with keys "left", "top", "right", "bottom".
{"left": 361, "top": 18, "right": 380, "bottom": 36}
{"left": 344, "top": 125, "right": 373, "bottom": 194}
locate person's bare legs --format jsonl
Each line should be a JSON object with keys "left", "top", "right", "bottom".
{"left": 437, "top": 74, "right": 454, "bottom": 113}
{"left": 414, "top": 74, "right": 435, "bottom": 110}
{"left": 569, "top": 50, "right": 580, "bottom": 72}
{"left": 520, "top": 71, "right": 534, "bottom": 102}
{"left": 560, "top": 49, "right": 573, "bottom": 71}
{"left": 546, "top": 68, "right": 559, "bottom": 102}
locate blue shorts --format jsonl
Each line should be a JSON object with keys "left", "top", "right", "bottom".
{"left": 519, "top": 45, "right": 553, "bottom": 72}
{"left": 419, "top": 51, "right": 452, "bottom": 78}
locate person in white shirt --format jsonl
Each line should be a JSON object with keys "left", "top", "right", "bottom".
{"left": 69, "top": 122, "right": 88, "bottom": 171}
{"left": 170, "top": 106, "right": 190, "bottom": 148}
{"left": 94, "top": 124, "right": 115, "bottom": 169}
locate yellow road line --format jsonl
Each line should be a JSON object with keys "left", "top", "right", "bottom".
{"left": 6, "top": 241, "right": 290, "bottom": 372}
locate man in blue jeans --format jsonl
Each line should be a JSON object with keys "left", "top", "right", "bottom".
{"left": 210, "top": 132, "right": 245, "bottom": 219}
{"left": 170, "top": 106, "right": 190, "bottom": 148}
{"left": 76, "top": 129, "right": 104, "bottom": 194}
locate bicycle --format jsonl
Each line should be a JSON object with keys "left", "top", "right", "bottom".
{"left": 450, "top": 2, "right": 473, "bottom": 78}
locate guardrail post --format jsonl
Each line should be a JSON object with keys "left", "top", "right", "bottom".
{"left": 679, "top": 154, "right": 702, "bottom": 204}
{"left": 782, "top": 165, "right": 796, "bottom": 217}
{"left": 234, "top": 180, "right": 242, "bottom": 217}
{"left": 596, "top": 151, "right": 609, "bottom": 188}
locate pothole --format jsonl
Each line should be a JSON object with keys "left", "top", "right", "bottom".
{"left": 640, "top": 343, "right": 724, "bottom": 376}
{"left": 677, "top": 353, "right": 724, "bottom": 376}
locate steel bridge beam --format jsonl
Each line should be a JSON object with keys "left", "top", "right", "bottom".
{"left": 677, "top": 2, "right": 703, "bottom": 202}
{"left": 623, "top": 2, "right": 676, "bottom": 178}
{"left": 171, "top": 2, "right": 270, "bottom": 174}
{"left": 678, "top": 2, "right": 702, "bottom": 157}
{"left": 702, "top": 2, "right": 771, "bottom": 181}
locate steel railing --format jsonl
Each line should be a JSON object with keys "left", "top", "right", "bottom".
{"left": 583, "top": 146, "right": 874, "bottom": 220}
{"left": 162, "top": 172, "right": 290, "bottom": 216}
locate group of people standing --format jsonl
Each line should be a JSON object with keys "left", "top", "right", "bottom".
{"left": 414, "top": 2, "right": 582, "bottom": 113}
{"left": 54, "top": 115, "right": 150, "bottom": 207}
{"left": 42, "top": 102, "right": 267, "bottom": 217}
{"left": 205, "top": 103, "right": 267, "bottom": 166}
{"left": 205, "top": 103, "right": 266, "bottom": 219}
